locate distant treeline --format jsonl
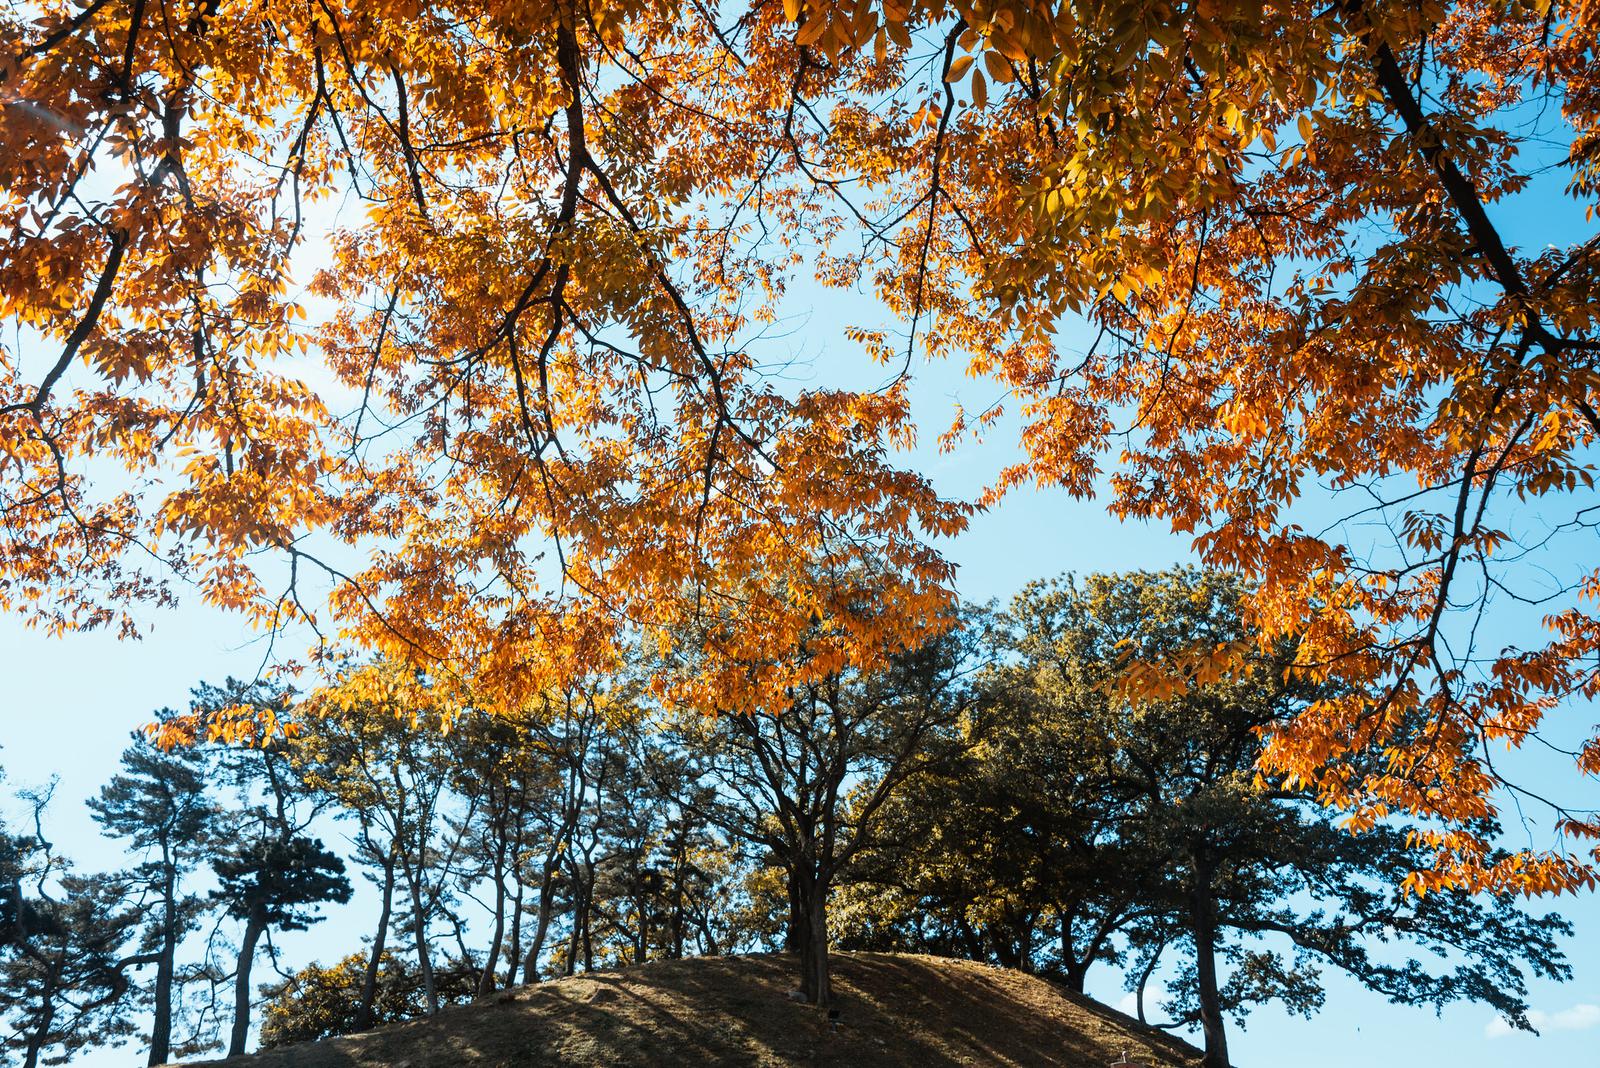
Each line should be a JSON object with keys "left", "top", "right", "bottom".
{"left": 0, "top": 570, "right": 1571, "bottom": 1068}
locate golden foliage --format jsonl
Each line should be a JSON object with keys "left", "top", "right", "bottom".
{"left": 3, "top": 0, "right": 1598, "bottom": 893}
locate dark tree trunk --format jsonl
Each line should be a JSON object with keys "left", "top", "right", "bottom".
{"left": 477, "top": 838, "right": 508, "bottom": 997}
{"left": 1058, "top": 918, "right": 1092, "bottom": 993}
{"left": 785, "top": 872, "right": 804, "bottom": 955}
{"left": 523, "top": 860, "right": 559, "bottom": 984}
{"left": 406, "top": 864, "right": 439, "bottom": 1014}
{"left": 355, "top": 853, "right": 396, "bottom": 1030}
{"left": 505, "top": 870, "right": 526, "bottom": 988}
{"left": 563, "top": 866, "right": 585, "bottom": 978}
{"left": 788, "top": 865, "right": 832, "bottom": 1006}
{"left": 636, "top": 894, "right": 649, "bottom": 966}
{"left": 992, "top": 910, "right": 1034, "bottom": 972}
{"left": 228, "top": 909, "right": 267, "bottom": 1057}
{"left": 149, "top": 867, "right": 178, "bottom": 1067}
{"left": 1188, "top": 854, "right": 1230, "bottom": 1068}
{"left": 581, "top": 895, "right": 594, "bottom": 972}
{"left": 22, "top": 956, "right": 59, "bottom": 1068}
{"left": 1133, "top": 939, "right": 1167, "bottom": 1027}
{"left": 799, "top": 885, "right": 831, "bottom": 1006}
{"left": 669, "top": 822, "right": 688, "bottom": 960}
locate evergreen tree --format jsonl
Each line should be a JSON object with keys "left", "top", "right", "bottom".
{"left": 212, "top": 836, "right": 351, "bottom": 1056}
{"left": 0, "top": 868, "right": 144, "bottom": 1068}
{"left": 1, "top": 784, "right": 143, "bottom": 1068}
{"left": 87, "top": 731, "right": 218, "bottom": 1066}
{"left": 188, "top": 679, "right": 353, "bottom": 1056}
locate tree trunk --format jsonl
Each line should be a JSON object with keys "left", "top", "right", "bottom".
{"left": 581, "top": 891, "right": 594, "bottom": 973}
{"left": 1133, "top": 939, "right": 1167, "bottom": 1028}
{"left": 22, "top": 955, "right": 59, "bottom": 1068}
{"left": 355, "top": 853, "right": 396, "bottom": 1030}
{"left": 799, "top": 882, "right": 831, "bottom": 1006}
{"left": 505, "top": 871, "right": 526, "bottom": 989}
{"left": 669, "top": 822, "right": 688, "bottom": 960}
{"left": 1188, "top": 854, "right": 1230, "bottom": 1068}
{"left": 406, "top": 864, "right": 439, "bottom": 1015}
{"left": 523, "top": 860, "right": 559, "bottom": 984}
{"left": 785, "top": 872, "right": 804, "bottom": 955}
{"left": 228, "top": 910, "right": 266, "bottom": 1057}
{"left": 1058, "top": 921, "right": 1090, "bottom": 993}
{"left": 149, "top": 867, "right": 178, "bottom": 1066}
{"left": 636, "top": 895, "right": 649, "bottom": 966}
{"left": 478, "top": 853, "right": 507, "bottom": 997}
{"left": 564, "top": 883, "right": 581, "bottom": 977}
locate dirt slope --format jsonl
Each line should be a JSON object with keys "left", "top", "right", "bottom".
{"left": 189, "top": 952, "right": 1204, "bottom": 1068}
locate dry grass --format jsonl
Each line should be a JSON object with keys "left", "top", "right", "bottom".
{"left": 186, "top": 952, "right": 1204, "bottom": 1068}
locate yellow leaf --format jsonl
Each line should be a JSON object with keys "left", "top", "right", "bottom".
{"left": 796, "top": 15, "right": 828, "bottom": 46}
{"left": 984, "top": 50, "right": 1014, "bottom": 85}
{"left": 945, "top": 54, "right": 974, "bottom": 83}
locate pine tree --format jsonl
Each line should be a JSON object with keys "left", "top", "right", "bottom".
{"left": 87, "top": 731, "right": 218, "bottom": 1066}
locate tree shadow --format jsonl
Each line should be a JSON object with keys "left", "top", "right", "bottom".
{"left": 186, "top": 953, "right": 1202, "bottom": 1068}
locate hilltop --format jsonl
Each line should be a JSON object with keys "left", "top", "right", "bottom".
{"left": 189, "top": 952, "right": 1203, "bottom": 1068}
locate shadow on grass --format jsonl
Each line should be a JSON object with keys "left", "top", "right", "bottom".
{"left": 196, "top": 953, "right": 1201, "bottom": 1068}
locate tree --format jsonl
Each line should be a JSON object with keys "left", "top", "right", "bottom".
{"left": 213, "top": 836, "right": 352, "bottom": 1056}
{"left": 667, "top": 599, "right": 987, "bottom": 1005}
{"left": 445, "top": 708, "right": 549, "bottom": 996}
{"left": 87, "top": 731, "right": 218, "bottom": 1066}
{"left": 835, "top": 683, "right": 1154, "bottom": 991}
{"left": 506, "top": 680, "right": 624, "bottom": 984}
{"left": 6, "top": 0, "right": 1597, "bottom": 902}
{"left": 258, "top": 951, "right": 478, "bottom": 1050}
{"left": 293, "top": 661, "right": 467, "bottom": 1022}
{"left": 1, "top": 783, "right": 143, "bottom": 1068}
{"left": 182, "top": 679, "right": 353, "bottom": 1056}
{"left": 997, "top": 570, "right": 1572, "bottom": 1068}
{"left": 0, "top": 868, "right": 144, "bottom": 1068}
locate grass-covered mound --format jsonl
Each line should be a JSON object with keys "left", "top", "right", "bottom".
{"left": 190, "top": 952, "right": 1203, "bottom": 1067}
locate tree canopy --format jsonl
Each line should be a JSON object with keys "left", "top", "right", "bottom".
{"left": 0, "top": 571, "right": 1581, "bottom": 1059}
{"left": 2, "top": 0, "right": 1597, "bottom": 897}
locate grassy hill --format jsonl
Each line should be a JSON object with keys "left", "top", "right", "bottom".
{"left": 189, "top": 952, "right": 1204, "bottom": 1067}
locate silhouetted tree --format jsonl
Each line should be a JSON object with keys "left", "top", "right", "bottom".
{"left": 668, "top": 608, "right": 989, "bottom": 1005}
{"left": 213, "top": 836, "right": 351, "bottom": 1056}
{"left": 88, "top": 731, "right": 218, "bottom": 1066}
{"left": 1, "top": 786, "right": 144, "bottom": 1068}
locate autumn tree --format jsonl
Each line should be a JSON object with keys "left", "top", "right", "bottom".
{"left": 665, "top": 592, "right": 988, "bottom": 1005}
{"left": 3, "top": 0, "right": 1598, "bottom": 904}
{"left": 87, "top": 731, "right": 219, "bottom": 1066}
{"left": 258, "top": 951, "right": 478, "bottom": 1050}
{"left": 909, "top": 570, "right": 1574, "bottom": 1068}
